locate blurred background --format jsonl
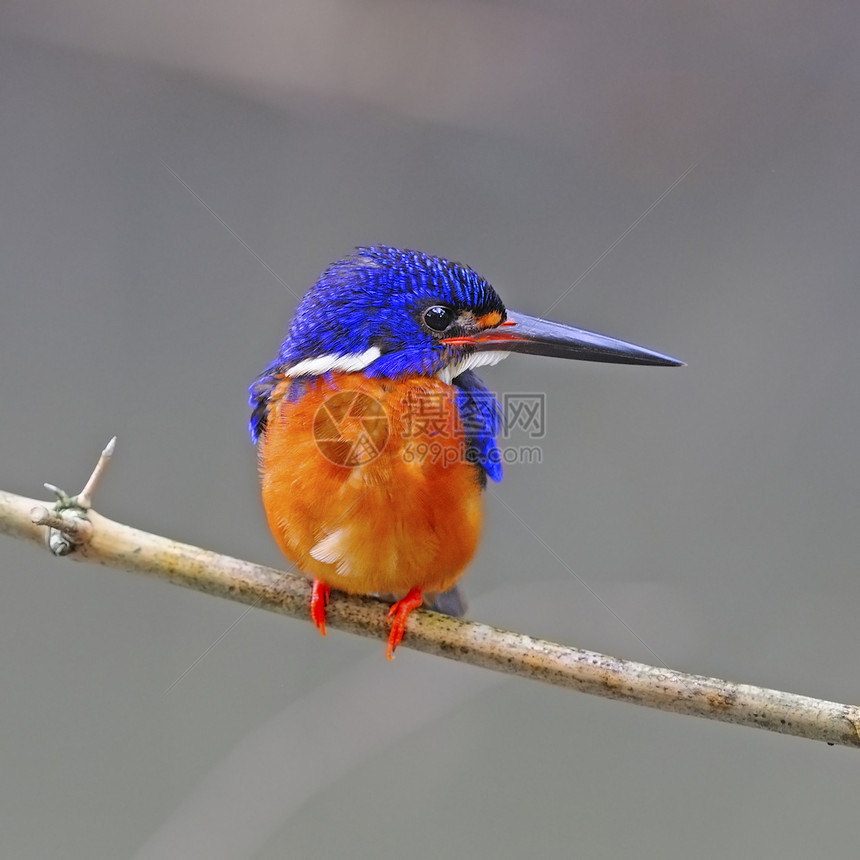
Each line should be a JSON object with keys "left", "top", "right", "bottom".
{"left": 2, "top": 1, "right": 859, "bottom": 857}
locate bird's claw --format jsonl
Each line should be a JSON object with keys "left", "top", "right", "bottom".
{"left": 386, "top": 587, "right": 424, "bottom": 659}
{"left": 310, "top": 579, "right": 331, "bottom": 636}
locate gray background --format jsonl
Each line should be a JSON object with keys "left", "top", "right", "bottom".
{"left": 2, "top": 2, "right": 859, "bottom": 857}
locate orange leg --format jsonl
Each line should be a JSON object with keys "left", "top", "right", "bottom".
{"left": 386, "top": 587, "right": 424, "bottom": 659}
{"left": 310, "top": 579, "right": 331, "bottom": 636}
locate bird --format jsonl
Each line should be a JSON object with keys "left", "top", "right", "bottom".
{"left": 250, "top": 246, "right": 682, "bottom": 658}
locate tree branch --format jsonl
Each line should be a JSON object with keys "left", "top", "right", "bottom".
{"left": 1, "top": 443, "right": 858, "bottom": 750}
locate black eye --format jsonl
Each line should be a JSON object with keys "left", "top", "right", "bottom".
{"left": 423, "top": 305, "right": 455, "bottom": 332}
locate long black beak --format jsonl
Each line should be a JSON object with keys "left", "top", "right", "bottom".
{"left": 442, "top": 311, "right": 684, "bottom": 367}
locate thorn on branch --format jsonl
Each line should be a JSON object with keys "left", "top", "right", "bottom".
{"left": 77, "top": 435, "right": 116, "bottom": 510}
{"left": 33, "top": 437, "right": 116, "bottom": 556}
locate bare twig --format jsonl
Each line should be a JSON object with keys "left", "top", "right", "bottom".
{"left": 1, "top": 445, "right": 859, "bottom": 750}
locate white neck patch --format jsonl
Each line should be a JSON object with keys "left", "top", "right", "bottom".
{"left": 436, "top": 350, "right": 511, "bottom": 385}
{"left": 284, "top": 347, "right": 382, "bottom": 377}
{"left": 284, "top": 346, "right": 510, "bottom": 382}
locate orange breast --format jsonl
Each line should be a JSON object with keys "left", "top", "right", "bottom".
{"left": 258, "top": 373, "right": 484, "bottom": 598}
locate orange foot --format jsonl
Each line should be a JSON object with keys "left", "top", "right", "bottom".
{"left": 386, "top": 587, "right": 424, "bottom": 660}
{"left": 310, "top": 579, "right": 331, "bottom": 636}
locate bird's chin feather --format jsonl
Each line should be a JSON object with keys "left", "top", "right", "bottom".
{"left": 436, "top": 350, "right": 511, "bottom": 385}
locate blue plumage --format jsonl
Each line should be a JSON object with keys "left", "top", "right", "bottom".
{"left": 280, "top": 246, "right": 504, "bottom": 370}
{"left": 453, "top": 371, "right": 503, "bottom": 484}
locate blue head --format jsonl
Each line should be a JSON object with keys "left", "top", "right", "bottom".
{"left": 276, "top": 246, "right": 507, "bottom": 379}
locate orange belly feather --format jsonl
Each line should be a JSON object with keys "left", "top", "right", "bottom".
{"left": 258, "top": 373, "right": 484, "bottom": 600}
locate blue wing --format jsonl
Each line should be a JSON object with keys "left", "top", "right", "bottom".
{"left": 249, "top": 370, "right": 312, "bottom": 443}
{"left": 453, "top": 370, "right": 503, "bottom": 485}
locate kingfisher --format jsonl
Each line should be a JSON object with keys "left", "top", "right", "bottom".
{"left": 250, "top": 246, "right": 681, "bottom": 658}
